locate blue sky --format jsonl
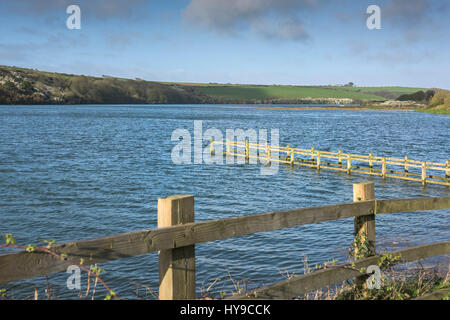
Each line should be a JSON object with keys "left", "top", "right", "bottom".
{"left": 1, "top": 0, "right": 449, "bottom": 88}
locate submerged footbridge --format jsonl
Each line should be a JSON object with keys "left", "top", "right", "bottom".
{"left": 211, "top": 139, "right": 450, "bottom": 187}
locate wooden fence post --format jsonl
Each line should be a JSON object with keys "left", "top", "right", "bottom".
{"left": 338, "top": 149, "right": 342, "bottom": 166}
{"left": 404, "top": 156, "right": 409, "bottom": 177}
{"left": 353, "top": 182, "right": 376, "bottom": 288}
{"left": 158, "top": 195, "right": 196, "bottom": 300}
{"left": 347, "top": 155, "right": 351, "bottom": 175}
{"left": 316, "top": 151, "right": 321, "bottom": 171}
{"left": 311, "top": 147, "right": 315, "bottom": 162}
{"left": 421, "top": 162, "right": 427, "bottom": 186}
{"left": 382, "top": 158, "right": 387, "bottom": 180}
{"left": 369, "top": 153, "right": 373, "bottom": 173}
{"left": 290, "top": 148, "right": 295, "bottom": 167}
{"left": 445, "top": 160, "right": 449, "bottom": 182}
{"left": 245, "top": 139, "right": 249, "bottom": 163}
{"left": 210, "top": 138, "right": 214, "bottom": 156}
{"left": 266, "top": 142, "right": 271, "bottom": 163}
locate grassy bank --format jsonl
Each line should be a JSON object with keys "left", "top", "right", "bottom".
{"left": 1, "top": 65, "right": 430, "bottom": 105}
{"left": 415, "top": 90, "right": 450, "bottom": 115}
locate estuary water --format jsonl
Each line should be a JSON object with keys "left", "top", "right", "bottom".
{"left": 0, "top": 105, "right": 449, "bottom": 299}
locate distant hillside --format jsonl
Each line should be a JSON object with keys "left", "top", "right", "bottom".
{"left": 0, "top": 66, "right": 214, "bottom": 105}
{"left": 165, "top": 83, "right": 430, "bottom": 104}
{"left": 0, "top": 65, "right": 430, "bottom": 105}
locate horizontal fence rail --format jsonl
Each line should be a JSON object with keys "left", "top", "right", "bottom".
{"left": 228, "top": 241, "right": 450, "bottom": 300}
{"left": 1, "top": 196, "right": 449, "bottom": 286}
{"left": 211, "top": 140, "right": 450, "bottom": 187}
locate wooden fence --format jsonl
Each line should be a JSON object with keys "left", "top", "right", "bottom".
{"left": 211, "top": 139, "right": 450, "bottom": 187}
{"left": 0, "top": 183, "right": 449, "bottom": 300}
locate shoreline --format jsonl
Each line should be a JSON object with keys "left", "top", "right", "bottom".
{"left": 235, "top": 105, "right": 416, "bottom": 112}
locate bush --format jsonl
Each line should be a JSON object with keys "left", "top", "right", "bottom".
{"left": 397, "top": 90, "right": 435, "bottom": 102}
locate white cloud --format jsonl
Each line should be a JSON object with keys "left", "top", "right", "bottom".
{"left": 183, "top": 0, "right": 321, "bottom": 41}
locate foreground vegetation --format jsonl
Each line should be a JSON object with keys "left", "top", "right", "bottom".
{"left": 0, "top": 65, "right": 431, "bottom": 105}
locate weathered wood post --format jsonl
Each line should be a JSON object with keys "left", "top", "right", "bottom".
{"left": 445, "top": 160, "right": 449, "bottom": 183}
{"left": 311, "top": 147, "right": 315, "bottom": 163}
{"left": 368, "top": 153, "right": 373, "bottom": 173}
{"left": 245, "top": 139, "right": 249, "bottom": 163}
{"left": 338, "top": 149, "right": 342, "bottom": 167}
{"left": 347, "top": 155, "right": 351, "bottom": 175}
{"left": 353, "top": 182, "right": 376, "bottom": 288}
{"left": 210, "top": 138, "right": 214, "bottom": 156}
{"left": 404, "top": 156, "right": 409, "bottom": 177}
{"left": 316, "top": 151, "right": 321, "bottom": 171}
{"left": 290, "top": 147, "right": 295, "bottom": 167}
{"left": 158, "top": 195, "right": 196, "bottom": 300}
{"left": 266, "top": 142, "right": 271, "bottom": 164}
{"left": 382, "top": 158, "right": 387, "bottom": 180}
{"left": 421, "top": 162, "right": 427, "bottom": 186}
{"left": 286, "top": 144, "right": 290, "bottom": 162}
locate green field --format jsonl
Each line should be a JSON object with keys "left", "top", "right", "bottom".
{"left": 188, "top": 85, "right": 428, "bottom": 102}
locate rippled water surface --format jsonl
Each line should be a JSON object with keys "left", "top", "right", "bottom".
{"left": 0, "top": 105, "right": 449, "bottom": 299}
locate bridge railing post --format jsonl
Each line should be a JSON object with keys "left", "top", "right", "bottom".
{"left": 290, "top": 148, "right": 295, "bottom": 167}
{"left": 353, "top": 182, "right": 376, "bottom": 288}
{"left": 404, "top": 155, "right": 409, "bottom": 177}
{"left": 446, "top": 160, "right": 450, "bottom": 182}
{"left": 266, "top": 142, "right": 271, "bottom": 163}
{"left": 158, "top": 195, "right": 196, "bottom": 300}
{"left": 316, "top": 151, "right": 321, "bottom": 171}
{"left": 210, "top": 138, "right": 214, "bottom": 156}
{"left": 245, "top": 139, "right": 249, "bottom": 163}
{"left": 421, "top": 162, "right": 427, "bottom": 186}
{"left": 347, "top": 155, "right": 351, "bottom": 175}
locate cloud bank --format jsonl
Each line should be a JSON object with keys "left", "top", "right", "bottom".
{"left": 9, "top": 0, "right": 148, "bottom": 20}
{"left": 183, "top": 0, "right": 320, "bottom": 41}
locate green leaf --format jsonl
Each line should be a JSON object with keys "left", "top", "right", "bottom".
{"left": 4, "top": 233, "right": 16, "bottom": 245}
{"left": 26, "top": 244, "right": 36, "bottom": 252}
{"left": 44, "top": 240, "right": 56, "bottom": 249}
{"left": 105, "top": 290, "right": 116, "bottom": 300}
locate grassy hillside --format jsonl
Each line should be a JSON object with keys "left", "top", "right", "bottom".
{"left": 0, "top": 65, "right": 430, "bottom": 105}
{"left": 181, "top": 83, "right": 428, "bottom": 103}
{"left": 0, "top": 66, "right": 214, "bottom": 105}
{"left": 192, "top": 85, "right": 387, "bottom": 102}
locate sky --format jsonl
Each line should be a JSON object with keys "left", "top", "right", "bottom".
{"left": 0, "top": 0, "right": 449, "bottom": 88}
